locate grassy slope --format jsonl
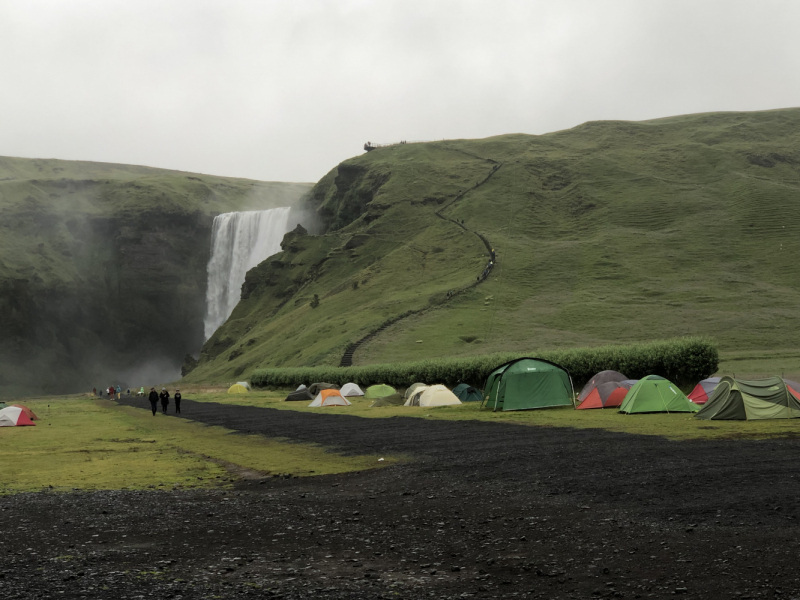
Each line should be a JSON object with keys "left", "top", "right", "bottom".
{"left": 190, "top": 108, "right": 800, "bottom": 383}
{"left": 0, "top": 396, "right": 392, "bottom": 494}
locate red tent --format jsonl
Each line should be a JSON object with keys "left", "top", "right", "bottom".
{"left": 11, "top": 404, "right": 38, "bottom": 420}
{"left": 577, "top": 370, "right": 629, "bottom": 403}
{"left": 0, "top": 406, "right": 36, "bottom": 427}
{"left": 687, "top": 378, "right": 721, "bottom": 404}
{"left": 576, "top": 380, "right": 635, "bottom": 410}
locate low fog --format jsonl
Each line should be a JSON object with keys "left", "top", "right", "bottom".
{"left": 1, "top": 1, "right": 799, "bottom": 183}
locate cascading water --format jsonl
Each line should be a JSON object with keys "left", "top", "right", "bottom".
{"left": 203, "top": 207, "right": 292, "bottom": 339}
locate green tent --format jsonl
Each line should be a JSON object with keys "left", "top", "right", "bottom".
{"left": 696, "top": 376, "right": 800, "bottom": 420}
{"left": 481, "top": 357, "right": 574, "bottom": 412}
{"left": 452, "top": 383, "right": 483, "bottom": 403}
{"left": 365, "top": 384, "right": 397, "bottom": 399}
{"left": 618, "top": 375, "right": 698, "bottom": 414}
{"left": 369, "top": 393, "right": 406, "bottom": 407}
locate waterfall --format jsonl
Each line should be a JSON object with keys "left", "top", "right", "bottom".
{"left": 203, "top": 207, "right": 292, "bottom": 340}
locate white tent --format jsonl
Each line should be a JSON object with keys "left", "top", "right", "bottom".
{"left": 0, "top": 406, "right": 35, "bottom": 427}
{"left": 296, "top": 384, "right": 307, "bottom": 391}
{"left": 309, "top": 389, "right": 352, "bottom": 407}
{"left": 340, "top": 383, "right": 365, "bottom": 397}
{"left": 405, "top": 384, "right": 462, "bottom": 407}
{"left": 235, "top": 381, "right": 251, "bottom": 390}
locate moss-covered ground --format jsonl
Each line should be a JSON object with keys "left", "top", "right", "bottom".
{"left": 183, "top": 386, "right": 800, "bottom": 442}
{"left": 0, "top": 396, "right": 394, "bottom": 494}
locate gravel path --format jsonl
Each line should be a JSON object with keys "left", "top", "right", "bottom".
{"left": 2, "top": 397, "right": 800, "bottom": 599}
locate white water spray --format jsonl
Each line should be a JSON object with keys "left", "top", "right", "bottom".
{"left": 204, "top": 207, "right": 292, "bottom": 339}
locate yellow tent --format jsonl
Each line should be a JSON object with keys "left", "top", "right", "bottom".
{"left": 227, "top": 382, "right": 250, "bottom": 394}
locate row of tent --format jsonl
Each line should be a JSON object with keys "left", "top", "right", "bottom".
{"left": 285, "top": 381, "right": 483, "bottom": 408}
{"left": 0, "top": 404, "right": 38, "bottom": 427}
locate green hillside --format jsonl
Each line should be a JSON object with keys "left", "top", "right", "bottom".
{"left": 0, "top": 157, "right": 311, "bottom": 396}
{"left": 188, "top": 108, "right": 800, "bottom": 383}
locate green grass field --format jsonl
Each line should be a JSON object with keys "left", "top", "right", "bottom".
{"left": 190, "top": 108, "right": 800, "bottom": 385}
{"left": 0, "top": 396, "right": 395, "bottom": 494}
{"left": 184, "top": 387, "right": 800, "bottom": 442}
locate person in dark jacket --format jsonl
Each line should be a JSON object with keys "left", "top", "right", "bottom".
{"left": 174, "top": 389, "right": 182, "bottom": 414}
{"left": 148, "top": 388, "right": 159, "bottom": 416}
{"left": 159, "top": 388, "right": 170, "bottom": 414}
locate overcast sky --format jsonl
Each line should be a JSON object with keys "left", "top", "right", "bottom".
{"left": 1, "top": 0, "right": 799, "bottom": 183}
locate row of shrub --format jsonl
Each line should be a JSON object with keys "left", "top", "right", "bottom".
{"left": 250, "top": 337, "right": 718, "bottom": 391}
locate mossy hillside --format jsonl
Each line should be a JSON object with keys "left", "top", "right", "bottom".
{"left": 0, "top": 157, "right": 311, "bottom": 396}
{"left": 0, "top": 396, "right": 392, "bottom": 494}
{"left": 190, "top": 108, "right": 800, "bottom": 382}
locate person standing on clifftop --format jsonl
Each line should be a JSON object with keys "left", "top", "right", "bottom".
{"left": 148, "top": 388, "right": 159, "bottom": 416}
{"left": 159, "top": 388, "right": 170, "bottom": 414}
{"left": 174, "top": 389, "right": 182, "bottom": 414}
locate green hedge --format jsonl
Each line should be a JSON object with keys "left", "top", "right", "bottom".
{"left": 250, "top": 337, "right": 718, "bottom": 391}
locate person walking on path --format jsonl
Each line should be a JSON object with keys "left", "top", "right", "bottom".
{"left": 148, "top": 388, "right": 159, "bottom": 416}
{"left": 159, "top": 388, "right": 170, "bottom": 414}
{"left": 138, "top": 387, "right": 145, "bottom": 397}
{"left": 174, "top": 389, "right": 182, "bottom": 414}
{"left": 115, "top": 385, "right": 122, "bottom": 400}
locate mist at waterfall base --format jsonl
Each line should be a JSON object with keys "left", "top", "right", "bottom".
{"left": 204, "top": 207, "right": 293, "bottom": 340}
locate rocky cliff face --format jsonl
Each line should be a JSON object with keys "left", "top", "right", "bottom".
{"left": 0, "top": 157, "right": 311, "bottom": 396}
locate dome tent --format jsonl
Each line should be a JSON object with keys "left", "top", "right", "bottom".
{"left": 481, "top": 357, "right": 574, "bottom": 412}
{"left": 309, "top": 389, "right": 352, "bottom": 407}
{"left": 369, "top": 394, "right": 405, "bottom": 407}
{"left": 228, "top": 382, "right": 250, "bottom": 394}
{"left": 696, "top": 376, "right": 800, "bottom": 420}
{"left": 452, "top": 383, "right": 483, "bottom": 403}
{"left": 404, "top": 385, "right": 462, "bottom": 407}
{"left": 285, "top": 389, "right": 314, "bottom": 402}
{"left": 577, "top": 370, "right": 629, "bottom": 403}
{"left": 618, "top": 376, "right": 698, "bottom": 414}
{"left": 687, "top": 377, "right": 721, "bottom": 404}
{"left": 340, "top": 383, "right": 365, "bottom": 397}
{"left": 403, "top": 382, "right": 427, "bottom": 400}
{"left": 576, "top": 380, "right": 636, "bottom": 410}
{"left": 365, "top": 384, "right": 397, "bottom": 399}
{"left": 0, "top": 406, "right": 36, "bottom": 427}
{"left": 308, "top": 382, "right": 339, "bottom": 395}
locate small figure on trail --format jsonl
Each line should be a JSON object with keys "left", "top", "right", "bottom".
{"left": 116, "top": 385, "right": 122, "bottom": 400}
{"left": 108, "top": 386, "right": 115, "bottom": 398}
{"left": 138, "top": 387, "right": 145, "bottom": 397}
{"left": 174, "top": 389, "right": 182, "bottom": 414}
{"left": 491, "top": 248, "right": 496, "bottom": 261}
{"left": 126, "top": 388, "right": 130, "bottom": 396}
{"left": 92, "top": 387, "right": 97, "bottom": 396}
{"left": 159, "top": 388, "right": 170, "bottom": 414}
{"left": 148, "top": 388, "right": 159, "bottom": 416}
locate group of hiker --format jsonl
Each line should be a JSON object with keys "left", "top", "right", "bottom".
{"left": 92, "top": 385, "right": 126, "bottom": 399}
{"left": 147, "top": 387, "right": 182, "bottom": 416}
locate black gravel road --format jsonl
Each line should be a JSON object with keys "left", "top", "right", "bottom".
{"left": 3, "top": 397, "right": 800, "bottom": 600}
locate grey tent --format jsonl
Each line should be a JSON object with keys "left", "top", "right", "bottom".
{"left": 285, "top": 389, "right": 314, "bottom": 402}
{"left": 308, "top": 382, "right": 340, "bottom": 395}
{"left": 452, "top": 383, "right": 483, "bottom": 402}
{"left": 696, "top": 376, "right": 800, "bottom": 420}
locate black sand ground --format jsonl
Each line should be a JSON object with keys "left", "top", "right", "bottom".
{"left": 3, "top": 397, "right": 800, "bottom": 599}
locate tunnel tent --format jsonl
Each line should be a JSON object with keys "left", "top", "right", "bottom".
{"left": 618, "top": 376, "right": 698, "bottom": 414}
{"left": 687, "top": 377, "right": 721, "bottom": 404}
{"left": 340, "top": 383, "right": 365, "bottom": 397}
{"left": 285, "top": 389, "right": 314, "bottom": 402}
{"left": 696, "top": 376, "right": 800, "bottom": 420}
{"left": 369, "top": 393, "right": 405, "bottom": 407}
{"left": 403, "top": 383, "right": 427, "bottom": 400}
{"left": 576, "top": 380, "right": 635, "bottom": 410}
{"left": 308, "top": 382, "right": 340, "bottom": 395}
{"left": 452, "top": 383, "right": 483, "bottom": 403}
{"left": 365, "top": 384, "right": 397, "bottom": 399}
{"left": 228, "top": 383, "right": 249, "bottom": 394}
{"left": 406, "top": 385, "right": 462, "bottom": 407}
{"left": 577, "top": 370, "right": 629, "bottom": 403}
{"left": 481, "top": 357, "right": 574, "bottom": 412}
{"left": 0, "top": 406, "right": 35, "bottom": 427}
{"left": 309, "top": 389, "right": 352, "bottom": 407}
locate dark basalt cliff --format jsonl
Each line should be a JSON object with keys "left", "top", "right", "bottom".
{"left": 0, "top": 157, "right": 311, "bottom": 396}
